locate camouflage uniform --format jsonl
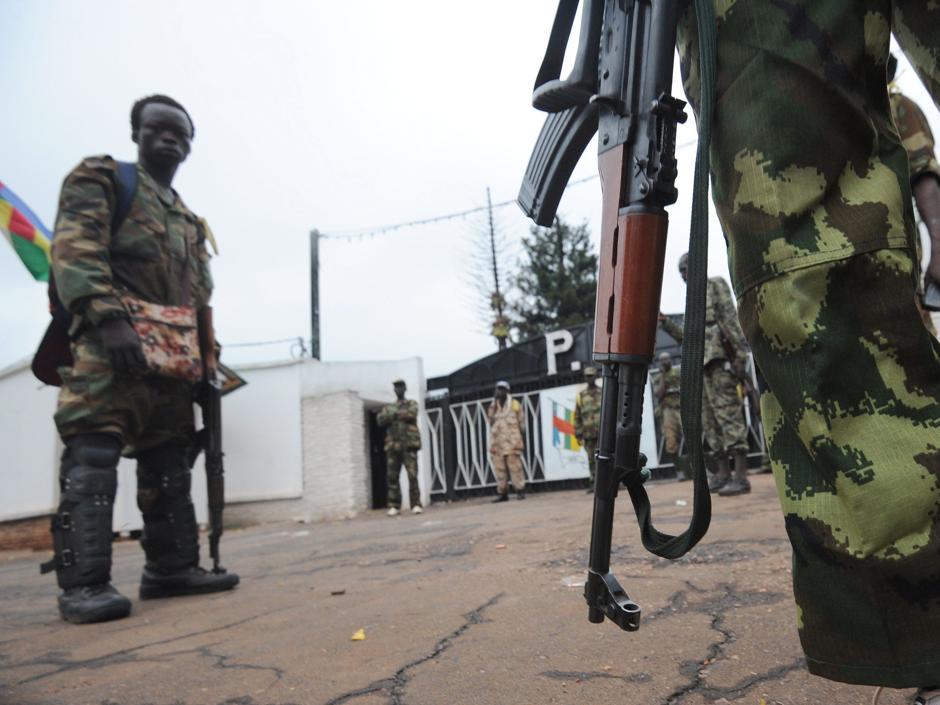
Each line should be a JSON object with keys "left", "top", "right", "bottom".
{"left": 678, "top": 2, "right": 940, "bottom": 686}
{"left": 573, "top": 385, "right": 601, "bottom": 484}
{"left": 376, "top": 399, "right": 422, "bottom": 509}
{"left": 53, "top": 156, "right": 213, "bottom": 455}
{"left": 890, "top": 87, "right": 940, "bottom": 334}
{"left": 661, "top": 278, "right": 748, "bottom": 459}
{"left": 487, "top": 397, "right": 526, "bottom": 493}
{"left": 653, "top": 366, "right": 683, "bottom": 456}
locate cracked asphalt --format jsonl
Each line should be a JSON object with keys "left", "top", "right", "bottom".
{"left": 0, "top": 474, "right": 920, "bottom": 705}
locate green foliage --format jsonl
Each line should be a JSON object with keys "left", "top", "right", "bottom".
{"left": 512, "top": 218, "right": 597, "bottom": 340}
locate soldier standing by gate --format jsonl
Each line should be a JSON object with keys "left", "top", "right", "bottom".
{"left": 377, "top": 380, "right": 423, "bottom": 517}
{"left": 573, "top": 366, "right": 601, "bottom": 492}
{"left": 653, "top": 352, "right": 688, "bottom": 480}
{"left": 488, "top": 381, "right": 526, "bottom": 502}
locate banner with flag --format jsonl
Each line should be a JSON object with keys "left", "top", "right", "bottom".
{"left": 551, "top": 400, "right": 581, "bottom": 452}
{"left": 0, "top": 180, "right": 52, "bottom": 281}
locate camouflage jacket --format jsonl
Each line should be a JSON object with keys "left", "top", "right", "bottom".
{"left": 51, "top": 156, "right": 213, "bottom": 328}
{"left": 488, "top": 397, "right": 524, "bottom": 455}
{"left": 573, "top": 385, "right": 601, "bottom": 441}
{"left": 890, "top": 89, "right": 940, "bottom": 183}
{"left": 653, "top": 366, "right": 681, "bottom": 410}
{"left": 377, "top": 399, "right": 421, "bottom": 452}
{"left": 661, "top": 277, "right": 748, "bottom": 367}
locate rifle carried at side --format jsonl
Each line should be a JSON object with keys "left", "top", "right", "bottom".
{"left": 194, "top": 306, "right": 227, "bottom": 574}
{"left": 519, "top": 0, "right": 717, "bottom": 632}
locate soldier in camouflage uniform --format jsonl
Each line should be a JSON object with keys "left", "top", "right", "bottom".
{"left": 573, "top": 366, "right": 601, "bottom": 491}
{"left": 376, "top": 380, "right": 422, "bottom": 516}
{"left": 653, "top": 352, "right": 688, "bottom": 480}
{"left": 889, "top": 54, "right": 940, "bottom": 337}
{"left": 677, "top": 4, "right": 940, "bottom": 698}
{"left": 488, "top": 381, "right": 526, "bottom": 501}
{"left": 42, "top": 95, "right": 238, "bottom": 624}
{"left": 660, "top": 256, "right": 750, "bottom": 496}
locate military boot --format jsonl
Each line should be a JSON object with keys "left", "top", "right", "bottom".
{"left": 708, "top": 457, "right": 731, "bottom": 493}
{"left": 718, "top": 452, "right": 752, "bottom": 497}
{"left": 492, "top": 492, "right": 509, "bottom": 503}
{"left": 914, "top": 687, "right": 940, "bottom": 704}
{"left": 675, "top": 456, "right": 692, "bottom": 482}
{"left": 136, "top": 444, "right": 239, "bottom": 599}
{"left": 41, "top": 434, "right": 132, "bottom": 624}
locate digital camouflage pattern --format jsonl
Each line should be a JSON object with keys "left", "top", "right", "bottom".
{"left": 660, "top": 279, "right": 748, "bottom": 458}
{"left": 890, "top": 89, "right": 940, "bottom": 183}
{"left": 488, "top": 397, "right": 526, "bottom": 493}
{"left": 53, "top": 158, "right": 213, "bottom": 452}
{"left": 120, "top": 296, "right": 201, "bottom": 382}
{"left": 574, "top": 385, "right": 601, "bottom": 482}
{"left": 376, "top": 399, "right": 421, "bottom": 452}
{"left": 385, "top": 449, "right": 420, "bottom": 510}
{"left": 654, "top": 367, "right": 683, "bottom": 456}
{"left": 678, "top": 0, "right": 940, "bottom": 686}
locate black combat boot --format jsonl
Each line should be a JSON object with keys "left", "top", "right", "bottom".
{"left": 41, "top": 434, "right": 132, "bottom": 624}
{"left": 136, "top": 444, "right": 239, "bottom": 599}
{"left": 516, "top": 489, "right": 526, "bottom": 500}
{"left": 492, "top": 492, "right": 509, "bottom": 503}
{"left": 718, "top": 452, "right": 751, "bottom": 497}
{"left": 708, "top": 457, "right": 731, "bottom": 493}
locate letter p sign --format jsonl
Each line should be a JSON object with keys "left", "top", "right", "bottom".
{"left": 545, "top": 329, "right": 574, "bottom": 376}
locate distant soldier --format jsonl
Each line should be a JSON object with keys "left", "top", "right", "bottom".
{"left": 888, "top": 54, "right": 940, "bottom": 336}
{"left": 488, "top": 381, "right": 526, "bottom": 502}
{"left": 660, "top": 254, "right": 751, "bottom": 496}
{"left": 573, "top": 366, "right": 601, "bottom": 491}
{"left": 377, "top": 380, "right": 422, "bottom": 516}
{"left": 653, "top": 352, "right": 687, "bottom": 480}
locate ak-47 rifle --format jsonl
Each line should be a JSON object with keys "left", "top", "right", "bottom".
{"left": 519, "top": 0, "right": 717, "bottom": 631}
{"left": 194, "top": 307, "right": 227, "bottom": 574}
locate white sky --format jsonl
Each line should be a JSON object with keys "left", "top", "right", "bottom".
{"left": 2, "top": 2, "right": 938, "bottom": 378}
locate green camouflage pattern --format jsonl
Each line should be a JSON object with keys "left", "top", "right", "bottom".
{"left": 52, "top": 157, "right": 213, "bottom": 327}
{"left": 376, "top": 399, "right": 422, "bottom": 452}
{"left": 890, "top": 89, "right": 940, "bottom": 182}
{"left": 55, "top": 333, "right": 195, "bottom": 455}
{"left": 653, "top": 366, "right": 682, "bottom": 411}
{"left": 581, "top": 438, "right": 598, "bottom": 484}
{"left": 678, "top": 0, "right": 940, "bottom": 686}
{"left": 660, "top": 407, "right": 683, "bottom": 457}
{"left": 386, "top": 449, "right": 420, "bottom": 510}
{"left": 661, "top": 278, "right": 748, "bottom": 367}
{"left": 702, "top": 364, "right": 748, "bottom": 459}
{"left": 574, "top": 386, "right": 601, "bottom": 441}
{"left": 52, "top": 157, "right": 212, "bottom": 452}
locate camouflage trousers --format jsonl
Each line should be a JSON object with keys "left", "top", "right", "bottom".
{"left": 660, "top": 406, "right": 683, "bottom": 456}
{"left": 491, "top": 453, "right": 525, "bottom": 494}
{"left": 55, "top": 333, "right": 195, "bottom": 456}
{"left": 702, "top": 363, "right": 748, "bottom": 459}
{"left": 679, "top": 0, "right": 940, "bottom": 687}
{"left": 386, "top": 449, "right": 420, "bottom": 510}
{"left": 581, "top": 438, "right": 598, "bottom": 485}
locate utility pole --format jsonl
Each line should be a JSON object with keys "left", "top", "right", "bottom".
{"left": 487, "top": 187, "right": 509, "bottom": 350}
{"left": 310, "top": 229, "right": 321, "bottom": 359}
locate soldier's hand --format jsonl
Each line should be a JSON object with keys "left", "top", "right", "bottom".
{"left": 99, "top": 318, "right": 147, "bottom": 375}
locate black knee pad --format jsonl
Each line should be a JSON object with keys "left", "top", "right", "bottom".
{"left": 41, "top": 435, "right": 121, "bottom": 589}
{"left": 136, "top": 445, "right": 199, "bottom": 571}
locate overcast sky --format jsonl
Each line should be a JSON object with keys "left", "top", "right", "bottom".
{"left": 2, "top": 2, "right": 938, "bottom": 378}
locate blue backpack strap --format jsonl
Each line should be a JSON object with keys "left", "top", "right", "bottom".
{"left": 111, "top": 161, "right": 138, "bottom": 234}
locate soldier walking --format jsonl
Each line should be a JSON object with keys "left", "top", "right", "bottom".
{"left": 660, "top": 254, "right": 751, "bottom": 496}
{"left": 41, "top": 95, "right": 239, "bottom": 624}
{"left": 377, "top": 380, "right": 422, "bottom": 516}
{"left": 653, "top": 352, "right": 687, "bottom": 480}
{"left": 573, "top": 366, "right": 601, "bottom": 492}
{"left": 487, "top": 381, "right": 526, "bottom": 502}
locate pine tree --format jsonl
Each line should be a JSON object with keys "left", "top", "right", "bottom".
{"left": 512, "top": 217, "right": 597, "bottom": 340}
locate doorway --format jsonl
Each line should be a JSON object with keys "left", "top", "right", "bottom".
{"left": 367, "top": 411, "right": 388, "bottom": 509}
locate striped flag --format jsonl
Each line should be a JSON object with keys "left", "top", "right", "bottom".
{"left": 0, "top": 180, "right": 51, "bottom": 281}
{"left": 552, "top": 401, "right": 582, "bottom": 451}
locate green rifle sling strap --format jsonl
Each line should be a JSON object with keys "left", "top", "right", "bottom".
{"left": 627, "top": 0, "right": 717, "bottom": 560}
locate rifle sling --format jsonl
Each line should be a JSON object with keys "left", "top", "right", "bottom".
{"left": 625, "top": 0, "right": 717, "bottom": 560}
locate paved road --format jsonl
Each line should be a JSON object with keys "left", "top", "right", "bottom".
{"left": 0, "top": 474, "right": 916, "bottom": 705}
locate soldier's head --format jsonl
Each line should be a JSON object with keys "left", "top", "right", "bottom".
{"left": 393, "top": 379, "right": 406, "bottom": 400}
{"left": 658, "top": 352, "right": 672, "bottom": 372}
{"left": 583, "top": 366, "right": 598, "bottom": 387}
{"left": 678, "top": 253, "right": 689, "bottom": 283}
{"left": 131, "top": 95, "right": 195, "bottom": 176}
{"left": 495, "top": 380, "right": 510, "bottom": 402}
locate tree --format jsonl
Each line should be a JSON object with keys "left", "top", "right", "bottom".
{"left": 466, "top": 188, "right": 513, "bottom": 349}
{"left": 512, "top": 217, "right": 598, "bottom": 340}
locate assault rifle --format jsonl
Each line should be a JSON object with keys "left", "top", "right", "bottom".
{"left": 193, "top": 307, "right": 227, "bottom": 574}
{"left": 519, "top": 0, "right": 716, "bottom": 631}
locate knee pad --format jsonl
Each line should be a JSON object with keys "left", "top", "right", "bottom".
{"left": 136, "top": 445, "right": 199, "bottom": 571}
{"left": 42, "top": 435, "right": 121, "bottom": 589}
